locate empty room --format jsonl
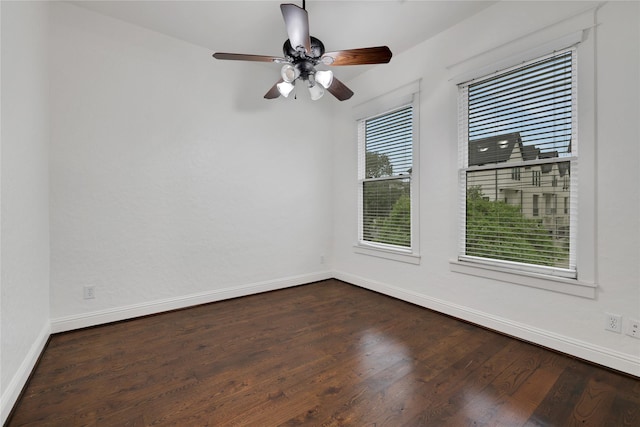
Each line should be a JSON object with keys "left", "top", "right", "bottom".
{"left": 1, "top": 0, "right": 639, "bottom": 425}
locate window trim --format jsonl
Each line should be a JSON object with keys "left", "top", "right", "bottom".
{"left": 447, "top": 7, "right": 599, "bottom": 297}
{"left": 449, "top": 259, "right": 596, "bottom": 299}
{"left": 354, "top": 82, "right": 420, "bottom": 263}
{"left": 354, "top": 243, "right": 421, "bottom": 265}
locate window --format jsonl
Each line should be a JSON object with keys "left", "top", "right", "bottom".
{"left": 358, "top": 106, "right": 413, "bottom": 249}
{"left": 511, "top": 167, "right": 521, "bottom": 181}
{"left": 532, "top": 170, "right": 541, "bottom": 187}
{"left": 544, "top": 193, "right": 557, "bottom": 215}
{"left": 458, "top": 48, "right": 577, "bottom": 278}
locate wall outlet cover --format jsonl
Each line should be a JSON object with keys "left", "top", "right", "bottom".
{"left": 626, "top": 319, "right": 640, "bottom": 339}
{"left": 604, "top": 313, "right": 622, "bottom": 333}
{"left": 83, "top": 285, "right": 95, "bottom": 300}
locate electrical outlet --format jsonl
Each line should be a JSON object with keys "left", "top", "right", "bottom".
{"left": 605, "top": 313, "right": 622, "bottom": 333}
{"left": 626, "top": 319, "right": 640, "bottom": 339}
{"left": 83, "top": 285, "right": 95, "bottom": 300}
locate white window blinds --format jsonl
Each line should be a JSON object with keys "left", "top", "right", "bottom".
{"left": 468, "top": 51, "right": 573, "bottom": 155}
{"left": 459, "top": 48, "right": 577, "bottom": 277}
{"left": 359, "top": 106, "right": 413, "bottom": 248}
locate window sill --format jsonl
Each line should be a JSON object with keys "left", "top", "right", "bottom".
{"left": 354, "top": 244, "right": 421, "bottom": 265}
{"left": 449, "top": 259, "right": 596, "bottom": 298}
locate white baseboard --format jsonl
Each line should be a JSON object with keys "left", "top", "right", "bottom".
{"left": 334, "top": 270, "right": 640, "bottom": 378}
{"left": 1, "top": 321, "right": 50, "bottom": 425}
{"left": 51, "top": 271, "right": 332, "bottom": 333}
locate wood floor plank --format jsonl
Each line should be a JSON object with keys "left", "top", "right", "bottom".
{"left": 446, "top": 349, "right": 571, "bottom": 426}
{"left": 607, "top": 396, "right": 640, "bottom": 427}
{"left": 7, "top": 280, "right": 639, "bottom": 426}
{"left": 524, "top": 362, "right": 593, "bottom": 426}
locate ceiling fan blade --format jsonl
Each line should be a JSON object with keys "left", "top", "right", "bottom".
{"left": 321, "top": 46, "right": 392, "bottom": 66}
{"left": 213, "top": 52, "right": 287, "bottom": 63}
{"left": 326, "top": 76, "right": 354, "bottom": 101}
{"left": 280, "top": 4, "right": 311, "bottom": 54}
{"left": 264, "top": 79, "right": 284, "bottom": 99}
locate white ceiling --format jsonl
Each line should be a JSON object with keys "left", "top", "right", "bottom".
{"left": 70, "top": 1, "right": 496, "bottom": 81}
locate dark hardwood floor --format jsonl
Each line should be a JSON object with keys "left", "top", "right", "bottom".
{"left": 7, "top": 279, "right": 639, "bottom": 426}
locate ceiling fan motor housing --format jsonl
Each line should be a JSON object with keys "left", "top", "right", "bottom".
{"left": 283, "top": 36, "right": 325, "bottom": 80}
{"left": 283, "top": 36, "right": 325, "bottom": 59}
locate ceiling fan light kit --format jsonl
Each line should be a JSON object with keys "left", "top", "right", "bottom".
{"left": 213, "top": 2, "right": 392, "bottom": 101}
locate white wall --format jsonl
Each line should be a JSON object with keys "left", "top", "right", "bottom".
{"left": 48, "top": 2, "right": 334, "bottom": 330}
{"left": 0, "top": 1, "right": 51, "bottom": 422}
{"left": 332, "top": 1, "right": 640, "bottom": 376}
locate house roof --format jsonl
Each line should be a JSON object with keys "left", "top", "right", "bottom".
{"left": 469, "top": 133, "right": 570, "bottom": 177}
{"left": 539, "top": 151, "right": 558, "bottom": 173}
{"left": 468, "top": 132, "right": 521, "bottom": 166}
{"left": 521, "top": 145, "right": 540, "bottom": 162}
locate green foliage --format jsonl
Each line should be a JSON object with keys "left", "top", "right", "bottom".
{"left": 362, "top": 151, "right": 410, "bottom": 247}
{"left": 375, "top": 194, "right": 411, "bottom": 247}
{"left": 363, "top": 180, "right": 410, "bottom": 247}
{"left": 466, "top": 186, "right": 561, "bottom": 266}
{"left": 366, "top": 151, "right": 393, "bottom": 178}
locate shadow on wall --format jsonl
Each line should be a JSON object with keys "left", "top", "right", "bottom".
{"left": 227, "top": 61, "right": 284, "bottom": 112}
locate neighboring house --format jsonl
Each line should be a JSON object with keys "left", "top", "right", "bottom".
{"left": 466, "top": 132, "right": 571, "bottom": 241}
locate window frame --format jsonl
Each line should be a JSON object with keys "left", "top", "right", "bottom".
{"left": 457, "top": 48, "right": 578, "bottom": 279}
{"left": 447, "top": 11, "right": 599, "bottom": 298}
{"left": 354, "top": 85, "right": 420, "bottom": 264}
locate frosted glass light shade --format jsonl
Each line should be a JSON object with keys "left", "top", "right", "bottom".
{"left": 315, "top": 70, "right": 333, "bottom": 89}
{"left": 308, "top": 83, "right": 324, "bottom": 101}
{"left": 280, "top": 64, "right": 299, "bottom": 83}
{"left": 277, "top": 81, "right": 295, "bottom": 97}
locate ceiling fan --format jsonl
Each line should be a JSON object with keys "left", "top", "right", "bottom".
{"left": 213, "top": 1, "right": 392, "bottom": 101}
